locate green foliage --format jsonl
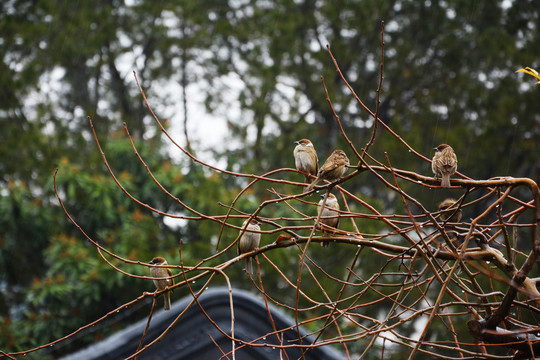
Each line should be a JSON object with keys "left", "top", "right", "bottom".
{"left": 0, "top": 181, "right": 52, "bottom": 295}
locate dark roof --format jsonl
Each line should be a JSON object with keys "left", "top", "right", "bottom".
{"left": 60, "top": 287, "right": 344, "bottom": 360}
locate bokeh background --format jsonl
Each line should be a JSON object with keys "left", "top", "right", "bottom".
{"left": 1, "top": 0, "right": 539, "bottom": 358}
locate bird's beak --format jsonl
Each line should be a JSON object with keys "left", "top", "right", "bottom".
{"left": 294, "top": 141, "right": 299, "bottom": 145}
{"left": 320, "top": 195, "right": 325, "bottom": 199}
{"left": 433, "top": 147, "right": 438, "bottom": 151}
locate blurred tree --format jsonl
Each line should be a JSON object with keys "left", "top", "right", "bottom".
{"left": 191, "top": 0, "right": 540, "bottom": 211}
{"left": 0, "top": 0, "right": 231, "bottom": 351}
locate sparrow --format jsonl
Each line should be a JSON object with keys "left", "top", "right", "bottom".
{"left": 149, "top": 257, "right": 174, "bottom": 311}
{"left": 238, "top": 219, "right": 261, "bottom": 274}
{"left": 293, "top": 139, "right": 319, "bottom": 186}
{"left": 432, "top": 144, "right": 457, "bottom": 188}
{"left": 305, "top": 150, "right": 350, "bottom": 192}
{"left": 438, "top": 198, "right": 462, "bottom": 223}
{"left": 317, "top": 193, "right": 340, "bottom": 247}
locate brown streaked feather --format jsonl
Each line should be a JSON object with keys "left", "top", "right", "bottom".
{"left": 432, "top": 144, "right": 457, "bottom": 188}
{"left": 438, "top": 198, "right": 462, "bottom": 223}
{"left": 306, "top": 150, "right": 349, "bottom": 192}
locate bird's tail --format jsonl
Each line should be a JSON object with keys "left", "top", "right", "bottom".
{"left": 163, "top": 292, "right": 171, "bottom": 311}
{"left": 441, "top": 175, "right": 451, "bottom": 188}
{"left": 303, "top": 175, "right": 313, "bottom": 192}
{"left": 305, "top": 178, "right": 318, "bottom": 192}
{"left": 246, "top": 257, "right": 253, "bottom": 275}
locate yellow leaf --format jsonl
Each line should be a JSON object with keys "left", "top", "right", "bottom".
{"left": 516, "top": 67, "right": 540, "bottom": 82}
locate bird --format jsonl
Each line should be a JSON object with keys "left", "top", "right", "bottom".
{"left": 432, "top": 144, "right": 457, "bottom": 188}
{"left": 238, "top": 219, "right": 261, "bottom": 274}
{"left": 305, "top": 150, "right": 349, "bottom": 192}
{"left": 149, "top": 257, "right": 174, "bottom": 311}
{"left": 317, "top": 193, "right": 340, "bottom": 247}
{"left": 293, "top": 139, "right": 319, "bottom": 187}
{"left": 438, "top": 198, "right": 462, "bottom": 223}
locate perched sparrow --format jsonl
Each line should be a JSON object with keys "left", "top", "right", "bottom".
{"left": 317, "top": 193, "right": 340, "bottom": 247}
{"left": 438, "top": 198, "right": 462, "bottom": 223}
{"left": 238, "top": 219, "right": 261, "bottom": 274}
{"left": 432, "top": 144, "right": 457, "bottom": 188}
{"left": 306, "top": 150, "right": 350, "bottom": 192}
{"left": 149, "top": 257, "right": 174, "bottom": 311}
{"left": 293, "top": 139, "right": 319, "bottom": 186}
